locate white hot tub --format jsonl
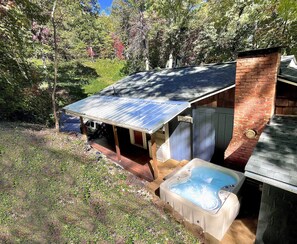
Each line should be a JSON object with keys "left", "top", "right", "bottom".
{"left": 160, "top": 158, "right": 245, "bottom": 241}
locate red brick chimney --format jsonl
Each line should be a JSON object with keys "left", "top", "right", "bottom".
{"left": 225, "top": 47, "right": 281, "bottom": 170}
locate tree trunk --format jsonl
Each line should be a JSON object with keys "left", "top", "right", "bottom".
{"left": 145, "top": 57, "right": 149, "bottom": 71}
{"left": 41, "top": 52, "right": 51, "bottom": 91}
{"left": 140, "top": 8, "right": 149, "bottom": 70}
{"left": 51, "top": 0, "right": 59, "bottom": 130}
{"left": 168, "top": 52, "right": 173, "bottom": 69}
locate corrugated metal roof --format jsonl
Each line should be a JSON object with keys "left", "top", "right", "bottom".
{"left": 63, "top": 95, "right": 190, "bottom": 134}
{"left": 245, "top": 116, "right": 297, "bottom": 194}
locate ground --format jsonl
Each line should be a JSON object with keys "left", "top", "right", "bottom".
{"left": 0, "top": 122, "right": 198, "bottom": 243}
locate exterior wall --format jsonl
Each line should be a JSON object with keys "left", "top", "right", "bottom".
{"left": 225, "top": 48, "right": 281, "bottom": 170}
{"left": 191, "top": 88, "right": 235, "bottom": 163}
{"left": 192, "top": 107, "right": 234, "bottom": 162}
{"left": 148, "top": 124, "right": 170, "bottom": 162}
{"left": 256, "top": 184, "right": 297, "bottom": 244}
{"left": 192, "top": 87, "right": 235, "bottom": 108}
{"left": 169, "top": 109, "right": 192, "bottom": 161}
{"left": 275, "top": 82, "right": 297, "bottom": 115}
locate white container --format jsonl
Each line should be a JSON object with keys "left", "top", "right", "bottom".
{"left": 160, "top": 158, "right": 245, "bottom": 241}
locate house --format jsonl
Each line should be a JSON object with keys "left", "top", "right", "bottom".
{"left": 63, "top": 47, "right": 296, "bottom": 182}
{"left": 206, "top": 47, "right": 297, "bottom": 242}
{"left": 63, "top": 61, "right": 236, "bottom": 180}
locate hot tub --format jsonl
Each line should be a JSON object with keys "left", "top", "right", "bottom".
{"left": 160, "top": 158, "right": 245, "bottom": 241}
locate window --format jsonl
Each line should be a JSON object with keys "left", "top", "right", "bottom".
{"left": 129, "top": 129, "right": 147, "bottom": 149}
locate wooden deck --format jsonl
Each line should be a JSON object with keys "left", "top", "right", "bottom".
{"left": 89, "top": 139, "right": 189, "bottom": 182}
{"left": 147, "top": 159, "right": 189, "bottom": 192}
{"left": 90, "top": 140, "right": 154, "bottom": 181}
{"left": 89, "top": 140, "right": 258, "bottom": 243}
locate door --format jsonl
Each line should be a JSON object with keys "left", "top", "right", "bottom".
{"left": 134, "top": 131, "right": 143, "bottom": 145}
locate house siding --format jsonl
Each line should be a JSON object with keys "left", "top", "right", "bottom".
{"left": 192, "top": 107, "right": 234, "bottom": 162}
{"left": 256, "top": 184, "right": 297, "bottom": 244}
{"left": 192, "top": 87, "right": 235, "bottom": 108}
{"left": 169, "top": 109, "right": 192, "bottom": 161}
{"left": 275, "top": 82, "right": 297, "bottom": 115}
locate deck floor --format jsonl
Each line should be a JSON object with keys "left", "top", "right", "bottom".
{"left": 90, "top": 140, "right": 154, "bottom": 181}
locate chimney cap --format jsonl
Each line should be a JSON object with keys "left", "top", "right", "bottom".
{"left": 238, "top": 46, "right": 282, "bottom": 58}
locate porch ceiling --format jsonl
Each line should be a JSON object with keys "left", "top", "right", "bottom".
{"left": 63, "top": 95, "right": 190, "bottom": 134}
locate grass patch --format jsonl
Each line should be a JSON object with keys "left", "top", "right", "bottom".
{"left": 83, "top": 59, "right": 126, "bottom": 95}
{"left": 0, "top": 122, "right": 198, "bottom": 243}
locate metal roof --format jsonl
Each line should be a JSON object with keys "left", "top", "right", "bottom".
{"left": 98, "top": 63, "right": 236, "bottom": 102}
{"left": 63, "top": 95, "right": 190, "bottom": 134}
{"left": 279, "top": 55, "right": 297, "bottom": 84}
{"left": 245, "top": 116, "right": 297, "bottom": 194}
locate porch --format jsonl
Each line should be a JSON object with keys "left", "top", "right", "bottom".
{"left": 89, "top": 138, "right": 188, "bottom": 182}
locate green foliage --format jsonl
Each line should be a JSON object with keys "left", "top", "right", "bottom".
{"left": 36, "top": 59, "right": 99, "bottom": 107}
{"left": 1, "top": 56, "right": 124, "bottom": 123}
{"left": 2, "top": 0, "right": 297, "bottom": 124}
{"left": 0, "top": 0, "right": 48, "bottom": 121}
{"left": 121, "top": 58, "right": 145, "bottom": 74}
{"left": 36, "top": 58, "right": 124, "bottom": 108}
{"left": 38, "top": 0, "right": 117, "bottom": 60}
{"left": 0, "top": 123, "right": 198, "bottom": 243}
{"left": 112, "top": 0, "right": 297, "bottom": 71}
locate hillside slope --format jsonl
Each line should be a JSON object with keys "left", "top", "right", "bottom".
{"left": 0, "top": 123, "right": 197, "bottom": 243}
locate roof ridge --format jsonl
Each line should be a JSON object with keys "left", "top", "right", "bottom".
{"left": 128, "top": 61, "right": 236, "bottom": 76}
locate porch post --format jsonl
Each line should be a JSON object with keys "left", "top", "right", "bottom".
{"left": 150, "top": 133, "right": 159, "bottom": 179}
{"left": 112, "top": 125, "right": 121, "bottom": 162}
{"left": 80, "top": 116, "right": 87, "bottom": 140}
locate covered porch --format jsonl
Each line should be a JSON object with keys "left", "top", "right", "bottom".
{"left": 89, "top": 136, "right": 154, "bottom": 181}
{"left": 90, "top": 138, "right": 188, "bottom": 182}
{"left": 63, "top": 95, "right": 190, "bottom": 181}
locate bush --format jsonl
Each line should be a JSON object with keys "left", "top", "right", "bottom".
{"left": 0, "top": 61, "right": 50, "bottom": 123}
{"left": 0, "top": 58, "right": 125, "bottom": 125}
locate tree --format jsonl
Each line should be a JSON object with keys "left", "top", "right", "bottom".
{"left": 51, "top": 0, "right": 59, "bottom": 129}
{"left": 112, "top": 0, "right": 150, "bottom": 72}
{"left": 148, "top": 0, "right": 200, "bottom": 67}
{"left": 0, "top": 0, "right": 48, "bottom": 121}
{"left": 30, "top": 0, "right": 105, "bottom": 128}
{"left": 275, "top": 0, "right": 297, "bottom": 55}
{"left": 95, "top": 14, "right": 117, "bottom": 59}
{"left": 91, "top": 0, "right": 297, "bottom": 72}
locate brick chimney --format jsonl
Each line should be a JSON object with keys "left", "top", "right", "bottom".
{"left": 225, "top": 47, "right": 281, "bottom": 170}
